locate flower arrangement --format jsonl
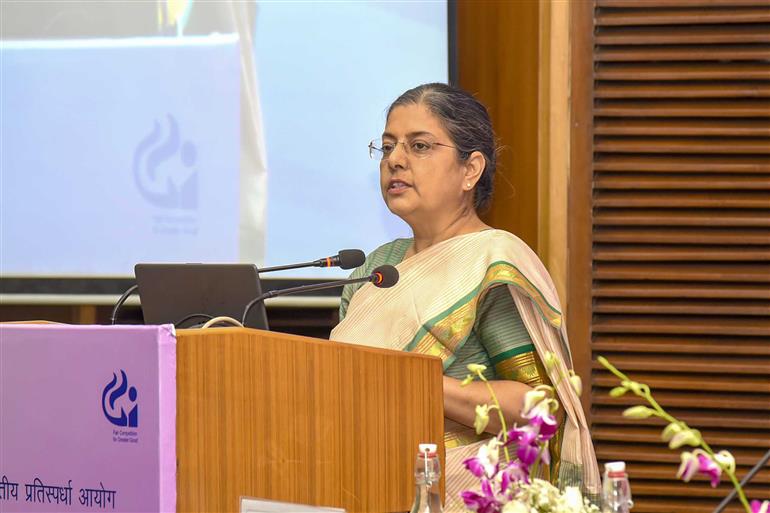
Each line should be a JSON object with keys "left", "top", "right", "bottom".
{"left": 458, "top": 355, "right": 770, "bottom": 513}
{"left": 597, "top": 356, "right": 769, "bottom": 513}
{"left": 458, "top": 359, "right": 598, "bottom": 513}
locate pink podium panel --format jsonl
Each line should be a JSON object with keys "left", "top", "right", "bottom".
{"left": 0, "top": 324, "right": 176, "bottom": 512}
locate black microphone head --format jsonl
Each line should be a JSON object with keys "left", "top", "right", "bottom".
{"left": 337, "top": 249, "right": 366, "bottom": 270}
{"left": 370, "top": 265, "right": 399, "bottom": 288}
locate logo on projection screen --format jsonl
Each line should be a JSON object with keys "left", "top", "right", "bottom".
{"left": 133, "top": 114, "right": 198, "bottom": 210}
{"left": 102, "top": 370, "right": 139, "bottom": 428}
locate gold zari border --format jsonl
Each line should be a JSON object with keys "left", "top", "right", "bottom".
{"left": 410, "top": 263, "right": 562, "bottom": 364}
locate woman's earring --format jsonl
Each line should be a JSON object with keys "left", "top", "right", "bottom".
{"left": 466, "top": 182, "right": 472, "bottom": 189}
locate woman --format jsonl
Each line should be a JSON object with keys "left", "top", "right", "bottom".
{"left": 330, "top": 83, "right": 599, "bottom": 508}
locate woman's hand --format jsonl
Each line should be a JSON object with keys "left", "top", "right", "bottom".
{"left": 442, "top": 375, "right": 534, "bottom": 435}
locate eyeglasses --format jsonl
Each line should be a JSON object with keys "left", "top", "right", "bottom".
{"left": 368, "top": 138, "right": 460, "bottom": 161}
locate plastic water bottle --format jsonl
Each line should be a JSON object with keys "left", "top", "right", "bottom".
{"left": 602, "top": 461, "right": 633, "bottom": 513}
{"left": 410, "top": 443, "right": 442, "bottom": 513}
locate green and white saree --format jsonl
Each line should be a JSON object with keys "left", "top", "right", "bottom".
{"left": 330, "top": 229, "right": 600, "bottom": 507}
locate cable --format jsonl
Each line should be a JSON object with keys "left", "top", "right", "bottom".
{"left": 200, "top": 316, "right": 243, "bottom": 329}
{"left": 110, "top": 284, "right": 139, "bottom": 325}
{"left": 174, "top": 313, "right": 214, "bottom": 329}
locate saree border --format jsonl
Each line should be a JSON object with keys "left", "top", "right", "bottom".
{"left": 405, "top": 261, "right": 563, "bottom": 367}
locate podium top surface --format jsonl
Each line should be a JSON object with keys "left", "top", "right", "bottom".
{"left": 177, "top": 326, "right": 443, "bottom": 361}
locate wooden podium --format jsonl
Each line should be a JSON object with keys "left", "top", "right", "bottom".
{"left": 175, "top": 328, "right": 445, "bottom": 513}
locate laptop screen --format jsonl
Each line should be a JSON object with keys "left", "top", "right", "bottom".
{"left": 135, "top": 263, "right": 268, "bottom": 330}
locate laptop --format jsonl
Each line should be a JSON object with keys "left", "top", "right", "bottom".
{"left": 134, "top": 263, "right": 269, "bottom": 330}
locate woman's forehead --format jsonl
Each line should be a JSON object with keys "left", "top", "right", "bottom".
{"left": 384, "top": 103, "right": 446, "bottom": 137}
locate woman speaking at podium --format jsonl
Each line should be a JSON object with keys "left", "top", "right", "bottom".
{"left": 329, "top": 83, "right": 599, "bottom": 508}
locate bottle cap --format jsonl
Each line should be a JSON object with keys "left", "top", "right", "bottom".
{"left": 418, "top": 443, "right": 437, "bottom": 456}
{"left": 604, "top": 461, "right": 626, "bottom": 477}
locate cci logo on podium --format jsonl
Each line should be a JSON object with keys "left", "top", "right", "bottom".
{"left": 101, "top": 370, "right": 139, "bottom": 428}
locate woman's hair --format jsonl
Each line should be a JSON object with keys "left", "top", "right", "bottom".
{"left": 387, "top": 83, "right": 497, "bottom": 212}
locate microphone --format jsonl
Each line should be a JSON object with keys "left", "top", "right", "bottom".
{"left": 242, "top": 264, "right": 399, "bottom": 324}
{"left": 258, "top": 249, "right": 365, "bottom": 273}
{"left": 322, "top": 249, "right": 366, "bottom": 270}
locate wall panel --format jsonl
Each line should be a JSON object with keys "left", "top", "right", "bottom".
{"left": 570, "top": 1, "right": 770, "bottom": 510}
{"left": 457, "top": 0, "right": 541, "bottom": 249}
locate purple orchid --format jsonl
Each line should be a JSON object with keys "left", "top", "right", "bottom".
{"left": 540, "top": 442, "right": 552, "bottom": 466}
{"left": 499, "top": 468, "right": 512, "bottom": 494}
{"left": 524, "top": 398, "right": 559, "bottom": 442}
{"left": 503, "top": 459, "right": 530, "bottom": 486}
{"left": 696, "top": 453, "right": 722, "bottom": 488}
{"left": 460, "top": 478, "right": 502, "bottom": 513}
{"left": 463, "top": 438, "right": 501, "bottom": 479}
{"left": 507, "top": 395, "right": 558, "bottom": 448}
{"left": 464, "top": 456, "right": 493, "bottom": 479}
{"left": 460, "top": 373, "right": 574, "bottom": 510}
{"left": 677, "top": 450, "right": 722, "bottom": 487}
{"left": 460, "top": 489, "right": 499, "bottom": 513}
{"left": 481, "top": 478, "right": 494, "bottom": 497}
{"left": 516, "top": 437, "right": 539, "bottom": 466}
{"left": 751, "top": 500, "right": 769, "bottom": 513}
{"left": 504, "top": 425, "right": 528, "bottom": 446}
{"left": 504, "top": 421, "right": 553, "bottom": 470}
{"left": 503, "top": 425, "right": 539, "bottom": 467}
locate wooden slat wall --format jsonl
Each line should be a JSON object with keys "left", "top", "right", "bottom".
{"left": 585, "top": 1, "right": 770, "bottom": 511}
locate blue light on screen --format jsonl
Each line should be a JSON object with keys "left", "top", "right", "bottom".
{"left": 1, "top": 36, "right": 241, "bottom": 276}
{"left": 0, "top": 2, "right": 448, "bottom": 278}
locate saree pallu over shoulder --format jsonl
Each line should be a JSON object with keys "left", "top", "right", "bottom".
{"left": 331, "top": 230, "right": 562, "bottom": 358}
{"left": 329, "top": 229, "right": 601, "bottom": 498}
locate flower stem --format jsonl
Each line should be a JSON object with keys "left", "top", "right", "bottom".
{"left": 477, "top": 372, "right": 511, "bottom": 463}
{"left": 596, "top": 356, "right": 628, "bottom": 383}
{"left": 530, "top": 443, "right": 547, "bottom": 481}
{"left": 699, "top": 439, "right": 751, "bottom": 512}
{"left": 597, "top": 356, "right": 752, "bottom": 513}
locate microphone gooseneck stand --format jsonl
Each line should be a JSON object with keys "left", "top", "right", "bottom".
{"left": 241, "top": 265, "right": 398, "bottom": 325}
